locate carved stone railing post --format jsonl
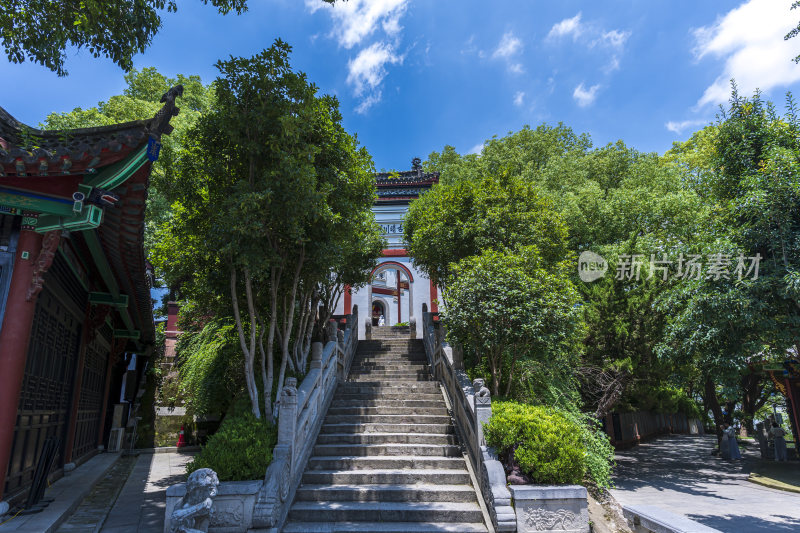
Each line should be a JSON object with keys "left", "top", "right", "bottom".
{"left": 364, "top": 319, "right": 372, "bottom": 340}
{"left": 451, "top": 342, "right": 464, "bottom": 370}
{"left": 473, "top": 379, "right": 491, "bottom": 449}
{"left": 252, "top": 378, "right": 297, "bottom": 529}
{"left": 409, "top": 316, "right": 417, "bottom": 339}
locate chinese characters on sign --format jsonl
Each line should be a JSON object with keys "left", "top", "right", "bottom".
{"left": 614, "top": 253, "right": 761, "bottom": 281}
{"left": 380, "top": 223, "right": 403, "bottom": 235}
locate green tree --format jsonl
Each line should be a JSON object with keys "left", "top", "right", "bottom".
{"left": 404, "top": 171, "right": 571, "bottom": 297}
{"left": 659, "top": 87, "right": 800, "bottom": 433}
{"left": 153, "top": 41, "right": 380, "bottom": 419}
{"left": 443, "top": 247, "right": 582, "bottom": 397}
{"left": 0, "top": 0, "right": 339, "bottom": 76}
{"left": 42, "top": 67, "right": 215, "bottom": 257}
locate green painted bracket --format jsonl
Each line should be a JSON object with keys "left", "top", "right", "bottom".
{"left": 89, "top": 292, "right": 129, "bottom": 308}
{"left": 113, "top": 329, "right": 141, "bottom": 340}
{"left": 86, "top": 146, "right": 148, "bottom": 190}
{"left": 36, "top": 205, "right": 103, "bottom": 233}
{"left": 83, "top": 230, "right": 137, "bottom": 333}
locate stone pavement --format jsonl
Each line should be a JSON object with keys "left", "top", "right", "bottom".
{"left": 0, "top": 453, "right": 120, "bottom": 533}
{"left": 100, "top": 451, "right": 195, "bottom": 533}
{"left": 57, "top": 455, "right": 138, "bottom": 533}
{"left": 610, "top": 434, "right": 800, "bottom": 532}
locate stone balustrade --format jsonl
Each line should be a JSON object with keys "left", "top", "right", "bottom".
{"left": 164, "top": 306, "right": 359, "bottom": 533}
{"left": 421, "top": 311, "right": 516, "bottom": 532}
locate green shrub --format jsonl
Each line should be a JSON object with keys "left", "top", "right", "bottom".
{"left": 484, "top": 401, "right": 586, "bottom": 485}
{"left": 571, "top": 411, "right": 614, "bottom": 489}
{"left": 187, "top": 397, "right": 278, "bottom": 481}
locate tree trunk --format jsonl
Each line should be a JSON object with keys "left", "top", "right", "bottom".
{"left": 704, "top": 377, "right": 723, "bottom": 442}
{"left": 231, "top": 267, "right": 261, "bottom": 419}
{"left": 504, "top": 349, "right": 518, "bottom": 398}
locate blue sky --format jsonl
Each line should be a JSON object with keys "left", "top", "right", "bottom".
{"left": 3, "top": 0, "right": 800, "bottom": 171}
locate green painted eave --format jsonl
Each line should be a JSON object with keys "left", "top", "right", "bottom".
{"left": 85, "top": 146, "right": 149, "bottom": 190}
{"left": 113, "top": 329, "right": 141, "bottom": 340}
{"left": 89, "top": 292, "right": 129, "bottom": 308}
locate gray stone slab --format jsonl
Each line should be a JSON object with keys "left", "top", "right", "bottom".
{"left": 101, "top": 451, "right": 194, "bottom": 533}
{"left": 0, "top": 453, "right": 120, "bottom": 533}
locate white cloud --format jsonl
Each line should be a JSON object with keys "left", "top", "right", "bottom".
{"left": 573, "top": 83, "right": 600, "bottom": 107}
{"left": 513, "top": 91, "right": 525, "bottom": 106}
{"left": 305, "top": 0, "right": 408, "bottom": 49}
{"left": 467, "top": 143, "right": 484, "bottom": 155}
{"left": 355, "top": 92, "right": 383, "bottom": 115}
{"left": 598, "top": 29, "right": 630, "bottom": 49}
{"left": 665, "top": 119, "right": 709, "bottom": 135}
{"left": 693, "top": 0, "right": 800, "bottom": 107}
{"left": 548, "top": 13, "right": 583, "bottom": 40}
{"left": 346, "top": 42, "right": 403, "bottom": 97}
{"left": 493, "top": 31, "right": 523, "bottom": 58}
{"left": 491, "top": 31, "right": 524, "bottom": 73}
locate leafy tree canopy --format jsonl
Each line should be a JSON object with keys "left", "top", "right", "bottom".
{"left": 0, "top": 0, "right": 337, "bottom": 76}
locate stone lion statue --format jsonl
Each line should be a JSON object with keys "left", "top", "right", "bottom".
{"left": 170, "top": 468, "right": 220, "bottom": 533}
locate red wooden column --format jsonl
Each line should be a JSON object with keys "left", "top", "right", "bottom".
{"left": 343, "top": 285, "right": 352, "bottom": 316}
{"left": 429, "top": 279, "right": 439, "bottom": 313}
{"left": 0, "top": 228, "right": 53, "bottom": 499}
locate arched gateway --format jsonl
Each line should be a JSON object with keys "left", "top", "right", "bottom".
{"left": 336, "top": 158, "right": 440, "bottom": 338}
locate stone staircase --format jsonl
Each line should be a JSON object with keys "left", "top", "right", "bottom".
{"left": 282, "top": 328, "right": 489, "bottom": 533}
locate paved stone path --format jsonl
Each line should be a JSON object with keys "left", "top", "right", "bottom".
{"left": 610, "top": 434, "right": 800, "bottom": 532}
{"left": 100, "top": 451, "right": 194, "bottom": 533}
{"left": 57, "top": 455, "right": 138, "bottom": 533}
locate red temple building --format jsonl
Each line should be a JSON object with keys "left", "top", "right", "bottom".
{"left": 0, "top": 87, "right": 183, "bottom": 503}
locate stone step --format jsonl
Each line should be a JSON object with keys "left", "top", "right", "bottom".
{"left": 282, "top": 521, "right": 488, "bottom": 532}
{"left": 320, "top": 423, "right": 454, "bottom": 435}
{"left": 315, "top": 433, "right": 458, "bottom": 445}
{"left": 339, "top": 383, "right": 440, "bottom": 393}
{"left": 324, "top": 414, "right": 452, "bottom": 425}
{"left": 312, "top": 443, "right": 461, "bottom": 457}
{"left": 349, "top": 368, "right": 431, "bottom": 374}
{"left": 333, "top": 393, "right": 443, "bottom": 402}
{"left": 349, "top": 364, "right": 429, "bottom": 370}
{"left": 307, "top": 456, "right": 466, "bottom": 471}
{"left": 347, "top": 376, "right": 436, "bottom": 383}
{"left": 295, "top": 483, "right": 477, "bottom": 503}
{"left": 327, "top": 406, "right": 448, "bottom": 416}
{"left": 287, "top": 501, "right": 484, "bottom": 523}
{"left": 353, "top": 351, "right": 428, "bottom": 364}
{"left": 301, "top": 468, "right": 473, "bottom": 486}
{"left": 347, "top": 371, "right": 433, "bottom": 378}
{"left": 330, "top": 399, "right": 444, "bottom": 409}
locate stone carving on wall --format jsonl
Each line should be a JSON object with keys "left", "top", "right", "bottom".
{"left": 209, "top": 501, "right": 243, "bottom": 528}
{"left": 26, "top": 229, "right": 61, "bottom": 301}
{"left": 169, "top": 468, "right": 219, "bottom": 533}
{"left": 522, "top": 507, "right": 578, "bottom": 531}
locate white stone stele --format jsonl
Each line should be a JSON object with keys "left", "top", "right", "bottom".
{"left": 165, "top": 480, "right": 261, "bottom": 533}
{"left": 509, "top": 485, "right": 590, "bottom": 533}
